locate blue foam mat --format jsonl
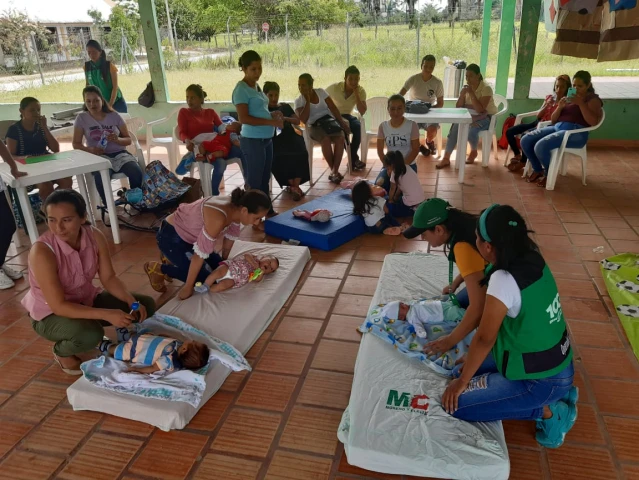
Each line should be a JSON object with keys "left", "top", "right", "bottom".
{"left": 265, "top": 189, "right": 366, "bottom": 251}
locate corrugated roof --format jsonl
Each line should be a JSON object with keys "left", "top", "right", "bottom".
{"left": 6, "top": 0, "right": 115, "bottom": 25}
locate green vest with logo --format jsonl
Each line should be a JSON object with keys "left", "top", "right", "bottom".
{"left": 492, "top": 264, "right": 572, "bottom": 380}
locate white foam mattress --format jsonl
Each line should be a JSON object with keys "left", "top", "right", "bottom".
{"left": 338, "top": 253, "right": 509, "bottom": 480}
{"left": 67, "top": 240, "right": 311, "bottom": 431}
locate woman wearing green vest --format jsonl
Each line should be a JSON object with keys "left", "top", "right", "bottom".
{"left": 84, "top": 40, "right": 127, "bottom": 113}
{"left": 442, "top": 204, "right": 576, "bottom": 449}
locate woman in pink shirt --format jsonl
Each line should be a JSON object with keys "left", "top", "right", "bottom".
{"left": 22, "top": 190, "right": 155, "bottom": 375}
{"left": 177, "top": 84, "right": 247, "bottom": 195}
{"left": 144, "top": 187, "right": 271, "bottom": 300}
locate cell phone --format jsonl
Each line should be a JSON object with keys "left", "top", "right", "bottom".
{"left": 567, "top": 87, "right": 577, "bottom": 98}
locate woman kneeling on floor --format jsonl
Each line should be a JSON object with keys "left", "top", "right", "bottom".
{"left": 144, "top": 188, "right": 271, "bottom": 301}
{"left": 442, "top": 204, "right": 576, "bottom": 448}
{"left": 22, "top": 190, "right": 156, "bottom": 375}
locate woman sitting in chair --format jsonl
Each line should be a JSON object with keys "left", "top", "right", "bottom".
{"left": 264, "top": 81, "right": 310, "bottom": 201}
{"left": 72, "top": 86, "right": 143, "bottom": 206}
{"left": 520, "top": 70, "right": 603, "bottom": 188}
{"left": 177, "top": 84, "right": 247, "bottom": 195}
{"left": 437, "top": 64, "right": 498, "bottom": 169}
{"left": 5, "top": 96, "right": 72, "bottom": 206}
{"left": 295, "top": 73, "right": 351, "bottom": 184}
{"left": 505, "top": 75, "right": 570, "bottom": 173}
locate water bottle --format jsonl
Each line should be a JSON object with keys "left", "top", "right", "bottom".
{"left": 98, "top": 130, "right": 108, "bottom": 150}
{"left": 129, "top": 301, "right": 140, "bottom": 321}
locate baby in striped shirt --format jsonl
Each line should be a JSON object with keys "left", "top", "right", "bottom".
{"left": 99, "top": 333, "right": 209, "bottom": 374}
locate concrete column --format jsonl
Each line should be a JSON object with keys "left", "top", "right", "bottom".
{"left": 479, "top": 0, "right": 492, "bottom": 75}
{"left": 138, "top": 0, "right": 169, "bottom": 102}
{"left": 494, "top": 0, "right": 517, "bottom": 97}
{"left": 513, "top": 0, "right": 542, "bottom": 100}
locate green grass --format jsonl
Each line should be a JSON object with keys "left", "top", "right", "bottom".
{"left": 2, "top": 22, "right": 637, "bottom": 104}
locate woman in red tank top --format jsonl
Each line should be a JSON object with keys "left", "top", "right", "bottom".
{"left": 519, "top": 71, "right": 603, "bottom": 188}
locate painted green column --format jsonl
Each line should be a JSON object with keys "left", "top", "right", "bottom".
{"left": 494, "top": 0, "right": 517, "bottom": 97}
{"left": 139, "top": 0, "right": 169, "bottom": 102}
{"left": 479, "top": 0, "right": 493, "bottom": 74}
{"left": 513, "top": 0, "right": 542, "bottom": 100}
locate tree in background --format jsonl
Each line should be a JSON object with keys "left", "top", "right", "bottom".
{"left": 0, "top": 9, "right": 51, "bottom": 75}
{"left": 106, "top": 3, "right": 140, "bottom": 69}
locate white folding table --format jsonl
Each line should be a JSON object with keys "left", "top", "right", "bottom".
{"left": 405, "top": 108, "right": 473, "bottom": 183}
{"left": 0, "top": 150, "right": 121, "bottom": 245}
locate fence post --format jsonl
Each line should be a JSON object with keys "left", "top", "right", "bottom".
{"left": 164, "top": 0, "right": 176, "bottom": 50}
{"left": 286, "top": 14, "right": 290, "bottom": 67}
{"left": 226, "top": 16, "right": 233, "bottom": 67}
{"left": 346, "top": 12, "right": 350, "bottom": 66}
{"left": 30, "top": 33, "right": 45, "bottom": 86}
{"left": 416, "top": 11, "right": 420, "bottom": 68}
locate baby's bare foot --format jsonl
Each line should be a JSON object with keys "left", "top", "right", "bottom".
{"left": 383, "top": 226, "right": 402, "bottom": 236}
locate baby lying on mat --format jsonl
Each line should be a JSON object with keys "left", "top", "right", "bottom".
{"left": 202, "top": 252, "right": 279, "bottom": 293}
{"left": 98, "top": 334, "right": 209, "bottom": 374}
{"left": 379, "top": 299, "right": 462, "bottom": 339}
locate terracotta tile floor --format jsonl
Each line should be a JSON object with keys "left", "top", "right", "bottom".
{"left": 1, "top": 142, "right": 638, "bottom": 480}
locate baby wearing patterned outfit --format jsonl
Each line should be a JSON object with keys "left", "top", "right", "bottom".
{"left": 203, "top": 252, "right": 279, "bottom": 293}
{"left": 380, "top": 299, "right": 463, "bottom": 339}
{"left": 98, "top": 334, "right": 210, "bottom": 374}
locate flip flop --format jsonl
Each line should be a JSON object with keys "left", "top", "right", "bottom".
{"left": 53, "top": 352, "right": 83, "bottom": 376}
{"left": 436, "top": 161, "right": 451, "bottom": 170}
{"left": 144, "top": 261, "right": 167, "bottom": 293}
{"left": 160, "top": 255, "right": 173, "bottom": 283}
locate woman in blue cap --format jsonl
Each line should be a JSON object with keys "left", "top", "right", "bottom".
{"left": 442, "top": 204, "right": 576, "bottom": 448}
{"left": 403, "top": 198, "right": 487, "bottom": 356}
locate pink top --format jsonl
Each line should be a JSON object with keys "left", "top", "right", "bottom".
{"left": 22, "top": 225, "right": 102, "bottom": 321}
{"left": 556, "top": 93, "right": 602, "bottom": 126}
{"left": 171, "top": 197, "right": 241, "bottom": 259}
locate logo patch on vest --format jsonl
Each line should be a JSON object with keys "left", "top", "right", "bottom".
{"left": 546, "top": 293, "right": 563, "bottom": 324}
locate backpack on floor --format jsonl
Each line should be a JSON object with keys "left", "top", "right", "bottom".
{"left": 498, "top": 113, "right": 517, "bottom": 150}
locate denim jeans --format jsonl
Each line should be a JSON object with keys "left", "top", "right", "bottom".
{"left": 0, "top": 192, "right": 16, "bottom": 268}
{"left": 211, "top": 145, "right": 247, "bottom": 196}
{"left": 92, "top": 159, "right": 144, "bottom": 206}
{"left": 445, "top": 116, "right": 491, "bottom": 155}
{"left": 506, "top": 120, "right": 538, "bottom": 160}
{"left": 455, "top": 287, "right": 470, "bottom": 309}
{"left": 240, "top": 137, "right": 273, "bottom": 201}
{"left": 111, "top": 97, "right": 128, "bottom": 113}
{"left": 451, "top": 354, "right": 574, "bottom": 422}
{"left": 375, "top": 163, "right": 417, "bottom": 193}
{"left": 387, "top": 198, "right": 417, "bottom": 218}
{"left": 520, "top": 123, "right": 589, "bottom": 174}
{"left": 342, "top": 114, "right": 361, "bottom": 163}
{"left": 366, "top": 213, "right": 400, "bottom": 234}
{"left": 156, "top": 221, "right": 223, "bottom": 283}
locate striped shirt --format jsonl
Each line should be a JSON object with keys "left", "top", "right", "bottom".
{"left": 114, "top": 334, "right": 181, "bottom": 371}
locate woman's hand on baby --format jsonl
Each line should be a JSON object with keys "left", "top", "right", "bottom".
{"left": 425, "top": 334, "right": 455, "bottom": 355}
{"left": 178, "top": 285, "right": 194, "bottom": 301}
{"left": 105, "top": 309, "right": 134, "bottom": 328}
{"left": 442, "top": 285, "right": 452, "bottom": 295}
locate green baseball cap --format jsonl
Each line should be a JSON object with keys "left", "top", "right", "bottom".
{"left": 403, "top": 198, "right": 451, "bottom": 239}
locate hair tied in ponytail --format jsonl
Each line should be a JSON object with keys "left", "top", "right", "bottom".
{"left": 508, "top": 221, "right": 518, "bottom": 227}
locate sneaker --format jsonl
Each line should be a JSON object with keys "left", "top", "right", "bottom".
{"left": 427, "top": 140, "right": 437, "bottom": 157}
{"left": 352, "top": 160, "right": 366, "bottom": 171}
{"left": 0, "top": 270, "right": 15, "bottom": 290}
{"left": 2, "top": 265, "right": 23, "bottom": 280}
{"left": 561, "top": 386, "right": 579, "bottom": 406}
{"left": 419, "top": 144, "right": 430, "bottom": 156}
{"left": 535, "top": 401, "right": 578, "bottom": 449}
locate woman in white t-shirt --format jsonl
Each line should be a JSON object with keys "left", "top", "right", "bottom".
{"left": 383, "top": 151, "right": 425, "bottom": 218}
{"left": 376, "top": 95, "right": 420, "bottom": 192}
{"left": 442, "top": 204, "right": 576, "bottom": 450}
{"left": 295, "top": 73, "right": 351, "bottom": 184}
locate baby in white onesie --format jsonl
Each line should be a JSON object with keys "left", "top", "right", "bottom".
{"left": 380, "top": 299, "right": 463, "bottom": 339}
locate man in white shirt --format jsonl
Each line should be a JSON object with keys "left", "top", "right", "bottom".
{"left": 326, "top": 65, "right": 368, "bottom": 171}
{"left": 400, "top": 54, "right": 444, "bottom": 157}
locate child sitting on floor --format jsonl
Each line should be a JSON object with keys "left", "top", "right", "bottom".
{"left": 197, "top": 122, "right": 241, "bottom": 162}
{"left": 203, "top": 252, "right": 279, "bottom": 292}
{"left": 379, "top": 299, "right": 464, "bottom": 339}
{"left": 98, "top": 333, "right": 210, "bottom": 374}
{"left": 352, "top": 180, "right": 405, "bottom": 235}
{"left": 383, "top": 151, "right": 425, "bottom": 218}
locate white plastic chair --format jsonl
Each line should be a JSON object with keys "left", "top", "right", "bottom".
{"left": 479, "top": 94, "right": 508, "bottom": 167}
{"left": 503, "top": 108, "right": 542, "bottom": 166}
{"left": 112, "top": 131, "right": 147, "bottom": 189}
{"left": 523, "top": 110, "right": 605, "bottom": 190}
{"left": 359, "top": 97, "right": 388, "bottom": 165}
{"left": 6, "top": 188, "right": 21, "bottom": 248}
{"left": 146, "top": 107, "right": 181, "bottom": 172}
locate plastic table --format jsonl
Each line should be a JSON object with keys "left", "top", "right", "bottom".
{"left": 0, "top": 150, "right": 121, "bottom": 245}
{"left": 405, "top": 108, "right": 473, "bottom": 183}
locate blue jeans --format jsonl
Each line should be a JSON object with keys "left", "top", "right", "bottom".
{"left": 445, "top": 117, "right": 491, "bottom": 155}
{"left": 156, "top": 221, "right": 222, "bottom": 283}
{"left": 455, "top": 287, "right": 470, "bottom": 309}
{"left": 387, "top": 197, "right": 417, "bottom": 218}
{"left": 93, "top": 159, "right": 143, "bottom": 206}
{"left": 342, "top": 114, "right": 361, "bottom": 163}
{"left": 240, "top": 137, "right": 273, "bottom": 202}
{"left": 520, "top": 123, "right": 589, "bottom": 174}
{"left": 452, "top": 354, "right": 574, "bottom": 422}
{"left": 211, "top": 145, "right": 247, "bottom": 196}
{"left": 375, "top": 163, "right": 417, "bottom": 193}
{"left": 112, "top": 97, "right": 128, "bottom": 113}
{"left": 366, "top": 213, "right": 400, "bottom": 234}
